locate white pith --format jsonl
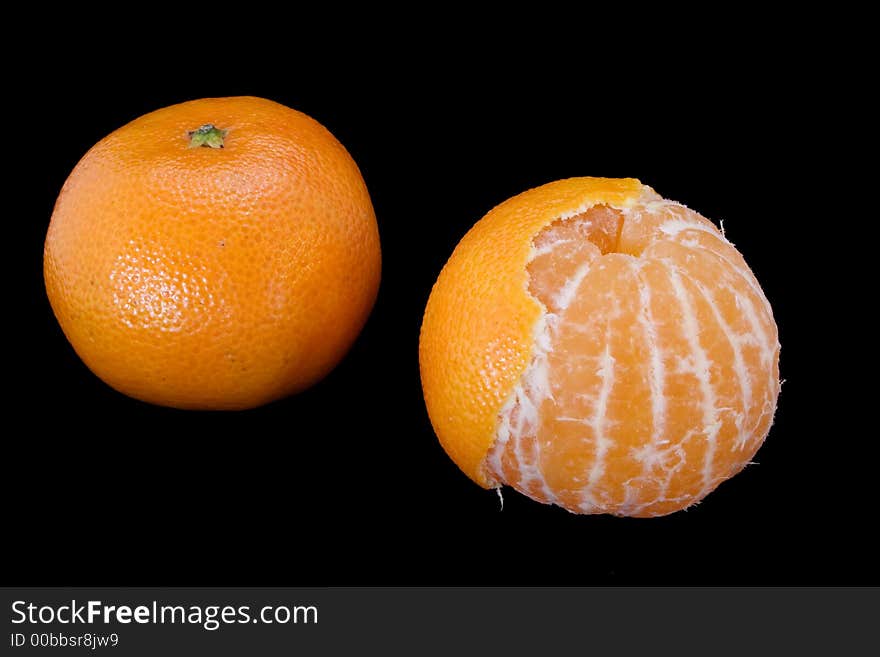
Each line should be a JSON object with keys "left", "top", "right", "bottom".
{"left": 483, "top": 193, "right": 781, "bottom": 517}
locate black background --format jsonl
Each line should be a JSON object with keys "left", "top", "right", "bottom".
{"left": 6, "top": 19, "right": 870, "bottom": 585}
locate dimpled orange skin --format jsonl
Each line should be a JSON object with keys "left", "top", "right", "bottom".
{"left": 420, "top": 177, "right": 780, "bottom": 516}
{"left": 45, "top": 96, "right": 381, "bottom": 410}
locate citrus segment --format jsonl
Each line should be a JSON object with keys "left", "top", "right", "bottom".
{"left": 420, "top": 178, "right": 645, "bottom": 488}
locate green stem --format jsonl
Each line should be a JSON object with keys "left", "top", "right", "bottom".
{"left": 188, "top": 124, "right": 227, "bottom": 149}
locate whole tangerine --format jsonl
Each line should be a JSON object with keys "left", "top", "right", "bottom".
{"left": 419, "top": 177, "right": 780, "bottom": 517}
{"left": 45, "top": 96, "right": 381, "bottom": 410}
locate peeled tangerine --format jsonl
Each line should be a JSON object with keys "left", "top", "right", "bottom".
{"left": 419, "top": 178, "right": 780, "bottom": 517}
